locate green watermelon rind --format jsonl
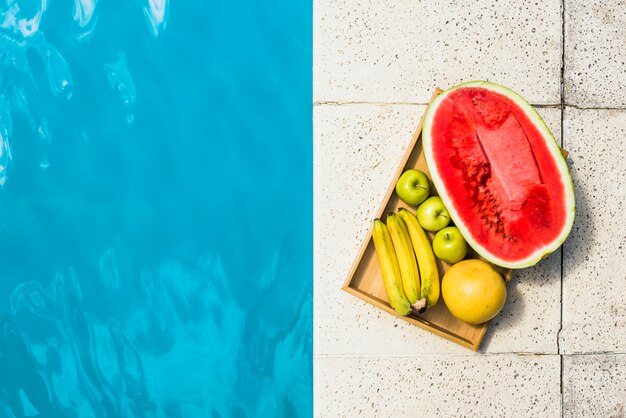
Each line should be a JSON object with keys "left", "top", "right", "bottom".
{"left": 422, "top": 80, "right": 576, "bottom": 269}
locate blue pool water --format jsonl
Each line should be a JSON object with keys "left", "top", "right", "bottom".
{"left": 0, "top": 1, "right": 311, "bottom": 416}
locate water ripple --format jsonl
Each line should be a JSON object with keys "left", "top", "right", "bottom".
{"left": 33, "top": 42, "right": 73, "bottom": 99}
{"left": 0, "top": 0, "right": 47, "bottom": 41}
{"left": 105, "top": 53, "right": 136, "bottom": 125}
{"left": 143, "top": 0, "right": 168, "bottom": 37}
{"left": 72, "top": 0, "right": 97, "bottom": 40}
{"left": 3, "top": 249, "right": 310, "bottom": 416}
{"left": 0, "top": 0, "right": 72, "bottom": 187}
{"left": 0, "top": 95, "right": 13, "bottom": 186}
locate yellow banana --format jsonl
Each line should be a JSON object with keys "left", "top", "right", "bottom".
{"left": 398, "top": 208, "right": 440, "bottom": 308}
{"left": 372, "top": 219, "right": 411, "bottom": 316}
{"left": 387, "top": 213, "right": 425, "bottom": 313}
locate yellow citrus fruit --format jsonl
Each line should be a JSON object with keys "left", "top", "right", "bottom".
{"left": 442, "top": 259, "right": 506, "bottom": 324}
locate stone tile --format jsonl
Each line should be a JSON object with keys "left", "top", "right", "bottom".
{"left": 563, "top": 354, "right": 626, "bottom": 417}
{"left": 314, "top": 104, "right": 563, "bottom": 355}
{"left": 561, "top": 108, "right": 626, "bottom": 354}
{"left": 314, "top": 0, "right": 562, "bottom": 105}
{"left": 315, "top": 355, "right": 561, "bottom": 417}
{"left": 565, "top": 0, "right": 626, "bottom": 107}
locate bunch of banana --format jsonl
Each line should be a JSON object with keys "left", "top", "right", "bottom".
{"left": 398, "top": 208, "right": 440, "bottom": 308}
{"left": 372, "top": 210, "right": 440, "bottom": 316}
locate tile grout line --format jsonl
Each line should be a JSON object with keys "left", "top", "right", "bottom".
{"left": 314, "top": 351, "right": 626, "bottom": 359}
{"left": 559, "top": 0, "right": 566, "bottom": 415}
{"left": 313, "top": 100, "right": 563, "bottom": 108}
{"left": 313, "top": 101, "right": 626, "bottom": 111}
{"left": 564, "top": 104, "right": 626, "bottom": 111}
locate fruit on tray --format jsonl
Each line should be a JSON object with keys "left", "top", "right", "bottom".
{"left": 442, "top": 259, "right": 506, "bottom": 324}
{"left": 395, "top": 169, "right": 430, "bottom": 206}
{"left": 416, "top": 196, "right": 451, "bottom": 232}
{"left": 386, "top": 213, "right": 423, "bottom": 311}
{"left": 433, "top": 226, "right": 468, "bottom": 264}
{"left": 422, "top": 81, "right": 575, "bottom": 269}
{"left": 372, "top": 219, "right": 412, "bottom": 315}
{"left": 398, "top": 208, "right": 440, "bottom": 308}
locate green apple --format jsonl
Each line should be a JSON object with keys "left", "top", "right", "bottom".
{"left": 416, "top": 196, "right": 451, "bottom": 231}
{"left": 395, "top": 169, "right": 430, "bottom": 206}
{"left": 433, "top": 226, "right": 468, "bottom": 264}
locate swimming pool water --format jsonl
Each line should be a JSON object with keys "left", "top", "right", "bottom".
{"left": 0, "top": 1, "right": 312, "bottom": 416}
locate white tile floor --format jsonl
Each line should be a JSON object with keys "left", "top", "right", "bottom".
{"left": 314, "top": 0, "right": 562, "bottom": 104}
{"left": 314, "top": 0, "right": 626, "bottom": 416}
{"left": 316, "top": 355, "right": 562, "bottom": 417}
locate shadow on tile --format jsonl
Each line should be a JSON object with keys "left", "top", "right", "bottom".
{"left": 562, "top": 157, "right": 591, "bottom": 277}
{"left": 479, "top": 275, "right": 523, "bottom": 352}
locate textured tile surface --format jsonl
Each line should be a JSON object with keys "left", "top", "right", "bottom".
{"left": 563, "top": 355, "right": 626, "bottom": 417}
{"left": 314, "top": 0, "right": 562, "bottom": 104}
{"left": 315, "top": 355, "right": 561, "bottom": 417}
{"left": 565, "top": 0, "right": 626, "bottom": 107}
{"left": 314, "top": 104, "right": 563, "bottom": 356}
{"left": 561, "top": 108, "right": 626, "bottom": 353}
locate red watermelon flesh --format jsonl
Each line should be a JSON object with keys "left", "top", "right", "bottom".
{"left": 424, "top": 83, "right": 574, "bottom": 268}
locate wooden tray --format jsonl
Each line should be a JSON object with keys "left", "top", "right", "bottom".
{"left": 341, "top": 88, "right": 514, "bottom": 351}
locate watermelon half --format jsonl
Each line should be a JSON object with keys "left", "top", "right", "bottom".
{"left": 422, "top": 81, "right": 575, "bottom": 269}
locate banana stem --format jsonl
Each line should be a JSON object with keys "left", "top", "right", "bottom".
{"left": 410, "top": 298, "right": 428, "bottom": 315}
